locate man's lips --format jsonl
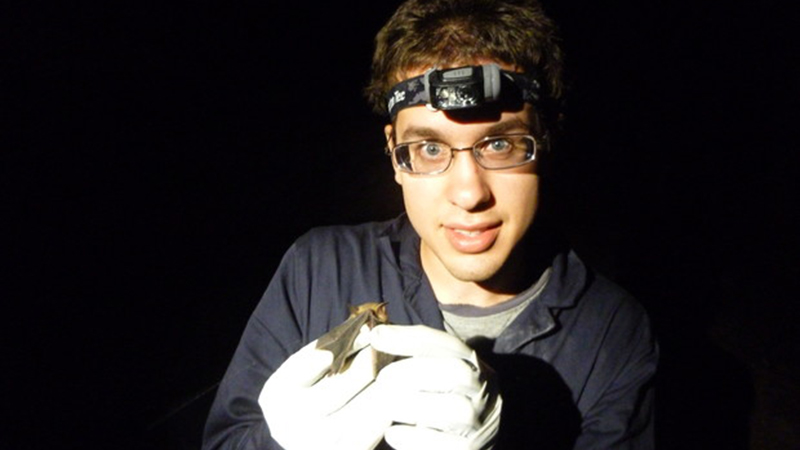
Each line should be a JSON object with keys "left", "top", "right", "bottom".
{"left": 444, "top": 223, "right": 501, "bottom": 254}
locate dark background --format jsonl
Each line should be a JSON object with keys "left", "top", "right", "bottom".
{"left": 5, "top": 1, "right": 798, "bottom": 448}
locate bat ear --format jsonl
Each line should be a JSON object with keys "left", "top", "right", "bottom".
{"left": 376, "top": 302, "right": 389, "bottom": 321}
{"left": 348, "top": 305, "right": 359, "bottom": 316}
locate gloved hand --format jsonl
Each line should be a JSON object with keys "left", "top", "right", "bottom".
{"left": 259, "top": 331, "right": 392, "bottom": 450}
{"left": 370, "top": 325, "right": 503, "bottom": 450}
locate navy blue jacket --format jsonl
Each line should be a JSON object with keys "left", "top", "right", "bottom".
{"left": 203, "top": 215, "right": 658, "bottom": 449}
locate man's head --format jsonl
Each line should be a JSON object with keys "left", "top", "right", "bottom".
{"left": 369, "top": 0, "right": 566, "bottom": 302}
{"left": 366, "top": 0, "right": 565, "bottom": 136}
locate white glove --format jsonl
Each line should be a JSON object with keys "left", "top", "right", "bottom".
{"left": 370, "top": 325, "right": 503, "bottom": 450}
{"left": 259, "top": 332, "right": 392, "bottom": 450}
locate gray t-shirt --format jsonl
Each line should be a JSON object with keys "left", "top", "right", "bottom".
{"left": 439, "top": 268, "right": 552, "bottom": 342}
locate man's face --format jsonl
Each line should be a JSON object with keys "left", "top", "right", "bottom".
{"left": 386, "top": 81, "right": 541, "bottom": 290}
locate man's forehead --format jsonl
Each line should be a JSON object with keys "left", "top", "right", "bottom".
{"left": 395, "top": 106, "right": 535, "bottom": 141}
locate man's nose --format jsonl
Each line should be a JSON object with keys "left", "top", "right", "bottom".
{"left": 445, "top": 149, "right": 492, "bottom": 211}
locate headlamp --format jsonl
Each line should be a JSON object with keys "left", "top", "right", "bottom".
{"left": 386, "top": 63, "right": 540, "bottom": 118}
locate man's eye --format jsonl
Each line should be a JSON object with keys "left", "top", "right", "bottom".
{"left": 486, "top": 139, "right": 512, "bottom": 152}
{"left": 420, "top": 142, "right": 445, "bottom": 157}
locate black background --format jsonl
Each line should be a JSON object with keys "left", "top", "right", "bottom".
{"left": 5, "top": 1, "right": 799, "bottom": 449}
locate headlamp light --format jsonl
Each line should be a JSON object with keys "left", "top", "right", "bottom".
{"left": 386, "top": 63, "right": 540, "bottom": 118}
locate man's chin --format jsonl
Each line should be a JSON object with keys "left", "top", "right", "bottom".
{"left": 442, "top": 256, "right": 504, "bottom": 284}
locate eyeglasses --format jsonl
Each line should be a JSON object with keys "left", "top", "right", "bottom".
{"left": 386, "top": 134, "right": 539, "bottom": 175}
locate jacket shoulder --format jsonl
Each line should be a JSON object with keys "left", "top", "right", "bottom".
{"left": 294, "top": 218, "right": 397, "bottom": 250}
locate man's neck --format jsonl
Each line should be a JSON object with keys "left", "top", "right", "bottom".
{"left": 420, "top": 247, "right": 524, "bottom": 308}
{"left": 420, "top": 222, "right": 559, "bottom": 308}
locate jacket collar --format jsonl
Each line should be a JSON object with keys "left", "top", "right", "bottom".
{"left": 496, "top": 250, "right": 589, "bottom": 353}
{"left": 378, "top": 215, "right": 445, "bottom": 329}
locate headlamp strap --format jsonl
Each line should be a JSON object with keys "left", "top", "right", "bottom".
{"left": 386, "top": 63, "right": 541, "bottom": 118}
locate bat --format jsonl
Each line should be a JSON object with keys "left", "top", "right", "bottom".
{"left": 316, "top": 302, "right": 394, "bottom": 376}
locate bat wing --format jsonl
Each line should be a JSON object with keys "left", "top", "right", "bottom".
{"left": 316, "top": 311, "right": 371, "bottom": 374}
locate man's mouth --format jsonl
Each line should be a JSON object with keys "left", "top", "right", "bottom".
{"left": 444, "top": 224, "right": 500, "bottom": 254}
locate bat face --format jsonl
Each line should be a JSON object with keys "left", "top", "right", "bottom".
{"left": 316, "top": 302, "right": 392, "bottom": 375}
{"left": 349, "top": 302, "right": 389, "bottom": 325}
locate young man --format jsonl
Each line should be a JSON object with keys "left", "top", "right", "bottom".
{"left": 203, "top": 0, "right": 657, "bottom": 449}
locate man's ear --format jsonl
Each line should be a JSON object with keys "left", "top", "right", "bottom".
{"left": 384, "top": 124, "right": 403, "bottom": 186}
{"left": 384, "top": 123, "right": 394, "bottom": 148}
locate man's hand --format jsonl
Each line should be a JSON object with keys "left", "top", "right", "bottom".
{"left": 370, "top": 325, "right": 503, "bottom": 450}
{"left": 259, "top": 335, "right": 391, "bottom": 450}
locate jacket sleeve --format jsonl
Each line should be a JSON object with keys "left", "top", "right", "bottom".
{"left": 574, "top": 302, "right": 659, "bottom": 450}
{"left": 202, "top": 243, "right": 309, "bottom": 450}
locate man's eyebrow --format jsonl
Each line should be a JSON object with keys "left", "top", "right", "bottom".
{"left": 484, "top": 118, "right": 531, "bottom": 135}
{"left": 399, "top": 126, "right": 442, "bottom": 142}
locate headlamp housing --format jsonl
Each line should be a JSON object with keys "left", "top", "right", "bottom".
{"left": 425, "top": 64, "right": 501, "bottom": 111}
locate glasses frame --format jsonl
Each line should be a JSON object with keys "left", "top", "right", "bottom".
{"left": 386, "top": 133, "right": 540, "bottom": 175}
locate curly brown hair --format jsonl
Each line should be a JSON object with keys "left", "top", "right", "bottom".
{"left": 366, "top": 0, "right": 566, "bottom": 134}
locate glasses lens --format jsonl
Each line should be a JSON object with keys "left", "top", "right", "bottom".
{"left": 395, "top": 141, "right": 451, "bottom": 174}
{"left": 392, "top": 145, "right": 414, "bottom": 172}
{"left": 475, "top": 135, "right": 536, "bottom": 169}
